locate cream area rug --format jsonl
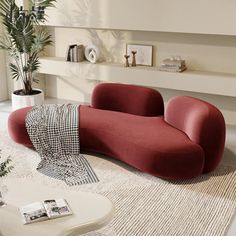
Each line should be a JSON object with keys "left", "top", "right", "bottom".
{"left": 1, "top": 130, "right": 236, "bottom": 236}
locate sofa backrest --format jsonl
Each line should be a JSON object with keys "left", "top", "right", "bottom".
{"left": 92, "top": 83, "right": 164, "bottom": 116}
{"left": 165, "top": 96, "right": 226, "bottom": 173}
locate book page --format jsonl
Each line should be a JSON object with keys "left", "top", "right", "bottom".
{"left": 19, "top": 202, "right": 48, "bottom": 224}
{"left": 43, "top": 199, "right": 72, "bottom": 218}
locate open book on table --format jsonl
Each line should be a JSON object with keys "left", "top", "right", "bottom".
{"left": 19, "top": 199, "right": 72, "bottom": 224}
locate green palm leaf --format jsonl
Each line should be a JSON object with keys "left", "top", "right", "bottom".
{"left": 9, "top": 63, "right": 21, "bottom": 80}
{"left": 0, "top": 37, "right": 11, "bottom": 50}
{"left": 0, "top": 0, "right": 56, "bottom": 95}
{"left": 32, "top": 27, "right": 53, "bottom": 53}
{"left": 28, "top": 52, "right": 40, "bottom": 72}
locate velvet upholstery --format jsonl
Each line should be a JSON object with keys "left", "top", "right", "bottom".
{"left": 8, "top": 107, "right": 32, "bottom": 148}
{"left": 92, "top": 83, "right": 164, "bottom": 116}
{"left": 8, "top": 83, "right": 225, "bottom": 180}
{"left": 165, "top": 96, "right": 226, "bottom": 173}
{"left": 80, "top": 106, "right": 204, "bottom": 179}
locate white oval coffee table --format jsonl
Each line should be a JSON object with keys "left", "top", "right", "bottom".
{"left": 0, "top": 179, "right": 114, "bottom": 236}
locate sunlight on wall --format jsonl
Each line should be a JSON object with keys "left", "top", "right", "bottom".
{"left": 0, "top": 23, "right": 8, "bottom": 101}
{"left": 44, "top": 27, "right": 236, "bottom": 125}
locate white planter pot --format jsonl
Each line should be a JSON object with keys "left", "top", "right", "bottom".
{"left": 11, "top": 89, "right": 44, "bottom": 111}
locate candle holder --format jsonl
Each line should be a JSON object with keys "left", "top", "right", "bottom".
{"left": 131, "top": 51, "right": 137, "bottom": 67}
{"left": 124, "top": 54, "right": 130, "bottom": 67}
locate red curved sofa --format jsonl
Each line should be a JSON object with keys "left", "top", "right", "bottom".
{"left": 8, "top": 83, "right": 225, "bottom": 180}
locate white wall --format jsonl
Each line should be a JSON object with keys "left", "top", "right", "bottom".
{"left": 2, "top": 0, "right": 235, "bottom": 126}
{"left": 45, "top": 27, "right": 236, "bottom": 125}
{"left": 0, "top": 23, "right": 8, "bottom": 101}
{"left": 46, "top": 0, "right": 236, "bottom": 36}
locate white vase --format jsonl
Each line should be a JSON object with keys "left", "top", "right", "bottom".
{"left": 11, "top": 89, "right": 44, "bottom": 111}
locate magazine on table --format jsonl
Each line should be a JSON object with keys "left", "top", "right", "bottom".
{"left": 19, "top": 199, "right": 72, "bottom": 224}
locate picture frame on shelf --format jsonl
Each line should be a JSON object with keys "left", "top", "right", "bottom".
{"left": 126, "top": 44, "right": 153, "bottom": 66}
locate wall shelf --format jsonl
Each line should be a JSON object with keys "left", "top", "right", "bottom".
{"left": 39, "top": 57, "right": 236, "bottom": 98}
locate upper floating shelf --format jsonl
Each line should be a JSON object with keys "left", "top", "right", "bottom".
{"left": 39, "top": 57, "right": 236, "bottom": 98}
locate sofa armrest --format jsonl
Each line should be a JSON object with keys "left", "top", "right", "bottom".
{"left": 8, "top": 107, "right": 33, "bottom": 147}
{"left": 165, "top": 96, "right": 226, "bottom": 173}
{"left": 91, "top": 83, "right": 164, "bottom": 116}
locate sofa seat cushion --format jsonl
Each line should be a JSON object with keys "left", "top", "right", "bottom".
{"left": 80, "top": 106, "right": 205, "bottom": 180}
{"left": 8, "top": 105, "right": 205, "bottom": 180}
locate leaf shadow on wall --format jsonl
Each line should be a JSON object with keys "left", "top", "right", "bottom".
{"left": 72, "top": 0, "right": 129, "bottom": 63}
{"left": 51, "top": 0, "right": 102, "bottom": 27}
{"left": 55, "top": 0, "right": 127, "bottom": 63}
{"left": 84, "top": 29, "right": 127, "bottom": 63}
{"left": 72, "top": 0, "right": 102, "bottom": 27}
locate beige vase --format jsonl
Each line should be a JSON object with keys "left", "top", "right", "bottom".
{"left": 11, "top": 89, "right": 44, "bottom": 111}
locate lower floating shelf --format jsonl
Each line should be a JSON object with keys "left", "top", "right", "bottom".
{"left": 39, "top": 57, "right": 236, "bottom": 98}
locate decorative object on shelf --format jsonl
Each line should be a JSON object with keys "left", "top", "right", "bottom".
{"left": 0, "top": 0, "right": 56, "bottom": 110}
{"left": 0, "top": 150, "right": 13, "bottom": 207}
{"left": 66, "top": 44, "right": 85, "bottom": 62}
{"left": 131, "top": 51, "right": 137, "bottom": 67}
{"left": 85, "top": 45, "right": 100, "bottom": 64}
{"left": 126, "top": 44, "right": 153, "bottom": 66}
{"left": 124, "top": 54, "right": 130, "bottom": 67}
{"left": 159, "top": 56, "right": 187, "bottom": 72}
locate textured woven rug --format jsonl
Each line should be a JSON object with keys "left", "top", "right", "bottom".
{"left": 1, "top": 130, "right": 236, "bottom": 236}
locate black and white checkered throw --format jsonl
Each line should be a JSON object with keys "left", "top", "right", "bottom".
{"left": 25, "top": 104, "right": 99, "bottom": 186}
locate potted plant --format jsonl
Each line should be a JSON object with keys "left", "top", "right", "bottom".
{"left": 0, "top": 0, "right": 55, "bottom": 110}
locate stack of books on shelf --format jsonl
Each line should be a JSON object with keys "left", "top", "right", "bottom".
{"left": 66, "top": 44, "right": 85, "bottom": 62}
{"left": 159, "top": 58, "right": 187, "bottom": 72}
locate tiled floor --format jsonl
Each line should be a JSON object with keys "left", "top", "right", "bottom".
{"left": 1, "top": 99, "right": 236, "bottom": 235}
